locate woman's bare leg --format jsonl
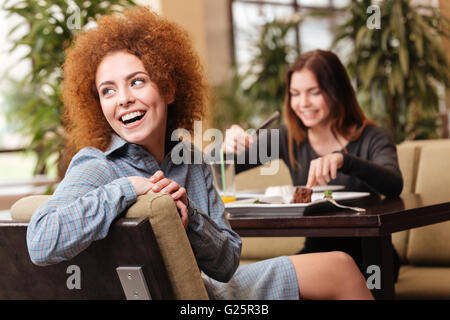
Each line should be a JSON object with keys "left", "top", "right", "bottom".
{"left": 289, "top": 251, "right": 374, "bottom": 300}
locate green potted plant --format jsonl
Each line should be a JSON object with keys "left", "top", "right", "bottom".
{"left": 211, "top": 18, "right": 300, "bottom": 131}
{"left": 213, "top": 14, "right": 311, "bottom": 131}
{"left": 333, "top": 0, "right": 450, "bottom": 142}
{"left": 212, "top": 10, "right": 332, "bottom": 131}
{"left": 2, "top": 0, "right": 135, "bottom": 179}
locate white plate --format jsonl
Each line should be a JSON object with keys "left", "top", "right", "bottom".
{"left": 310, "top": 185, "right": 345, "bottom": 192}
{"left": 311, "top": 191, "right": 369, "bottom": 202}
{"left": 225, "top": 191, "right": 370, "bottom": 217}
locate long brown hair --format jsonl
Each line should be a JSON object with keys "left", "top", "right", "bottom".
{"left": 283, "top": 49, "right": 373, "bottom": 168}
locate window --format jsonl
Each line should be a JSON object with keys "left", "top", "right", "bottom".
{"left": 0, "top": 0, "right": 31, "bottom": 151}
{"left": 0, "top": 0, "right": 38, "bottom": 180}
{"left": 230, "top": 0, "right": 351, "bottom": 69}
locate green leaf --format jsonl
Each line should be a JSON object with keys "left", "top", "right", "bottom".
{"left": 355, "top": 27, "right": 368, "bottom": 49}
{"left": 392, "top": 62, "right": 404, "bottom": 94}
{"left": 413, "top": 32, "right": 424, "bottom": 58}
{"left": 381, "top": 28, "right": 391, "bottom": 52}
{"left": 399, "top": 45, "right": 409, "bottom": 75}
{"left": 363, "top": 51, "right": 382, "bottom": 85}
{"left": 2, "top": 0, "right": 137, "bottom": 178}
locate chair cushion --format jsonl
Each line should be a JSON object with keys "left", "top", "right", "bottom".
{"left": 407, "top": 222, "right": 450, "bottom": 266}
{"left": 396, "top": 265, "right": 450, "bottom": 299}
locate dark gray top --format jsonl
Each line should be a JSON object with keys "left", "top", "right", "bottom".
{"left": 234, "top": 124, "right": 403, "bottom": 197}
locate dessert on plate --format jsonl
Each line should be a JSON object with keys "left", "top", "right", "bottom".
{"left": 291, "top": 187, "right": 313, "bottom": 203}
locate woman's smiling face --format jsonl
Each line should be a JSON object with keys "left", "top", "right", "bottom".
{"left": 289, "top": 68, "right": 332, "bottom": 130}
{"left": 95, "top": 51, "right": 172, "bottom": 150}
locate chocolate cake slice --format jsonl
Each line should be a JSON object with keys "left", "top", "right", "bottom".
{"left": 291, "top": 187, "right": 312, "bottom": 203}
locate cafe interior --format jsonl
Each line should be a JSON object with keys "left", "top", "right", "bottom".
{"left": 0, "top": 0, "right": 450, "bottom": 300}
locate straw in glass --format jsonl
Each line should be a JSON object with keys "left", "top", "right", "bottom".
{"left": 220, "top": 146, "right": 227, "bottom": 195}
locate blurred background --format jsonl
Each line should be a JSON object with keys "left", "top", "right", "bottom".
{"left": 0, "top": 0, "right": 449, "bottom": 210}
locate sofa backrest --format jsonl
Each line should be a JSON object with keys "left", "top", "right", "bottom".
{"left": 396, "top": 143, "right": 419, "bottom": 196}
{"left": 414, "top": 143, "right": 450, "bottom": 197}
{"left": 395, "top": 140, "right": 450, "bottom": 266}
{"left": 393, "top": 143, "right": 419, "bottom": 262}
{"left": 402, "top": 143, "right": 450, "bottom": 266}
{"left": 398, "top": 139, "right": 450, "bottom": 195}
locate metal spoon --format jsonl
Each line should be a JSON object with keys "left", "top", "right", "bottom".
{"left": 325, "top": 197, "right": 366, "bottom": 214}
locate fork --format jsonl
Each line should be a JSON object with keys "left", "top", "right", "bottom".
{"left": 325, "top": 197, "right": 366, "bottom": 214}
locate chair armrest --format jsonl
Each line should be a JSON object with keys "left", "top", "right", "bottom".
{"left": 10, "top": 195, "right": 52, "bottom": 221}
{"left": 125, "top": 193, "right": 208, "bottom": 299}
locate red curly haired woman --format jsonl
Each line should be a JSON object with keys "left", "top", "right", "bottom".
{"left": 26, "top": 7, "right": 373, "bottom": 300}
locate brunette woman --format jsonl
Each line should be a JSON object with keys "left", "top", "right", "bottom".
{"left": 224, "top": 49, "right": 403, "bottom": 280}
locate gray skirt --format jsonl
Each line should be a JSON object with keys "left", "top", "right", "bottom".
{"left": 202, "top": 256, "right": 299, "bottom": 300}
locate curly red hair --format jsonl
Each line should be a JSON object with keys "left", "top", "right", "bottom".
{"left": 62, "top": 7, "right": 208, "bottom": 165}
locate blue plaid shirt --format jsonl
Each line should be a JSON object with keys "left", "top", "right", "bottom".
{"left": 27, "top": 134, "right": 242, "bottom": 283}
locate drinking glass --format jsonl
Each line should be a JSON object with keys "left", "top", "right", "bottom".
{"left": 211, "top": 160, "right": 236, "bottom": 203}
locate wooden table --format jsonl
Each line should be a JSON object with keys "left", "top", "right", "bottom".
{"left": 228, "top": 193, "right": 450, "bottom": 300}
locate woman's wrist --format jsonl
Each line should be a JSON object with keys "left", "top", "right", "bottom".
{"left": 331, "top": 150, "right": 345, "bottom": 169}
{"left": 127, "top": 176, "right": 154, "bottom": 196}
